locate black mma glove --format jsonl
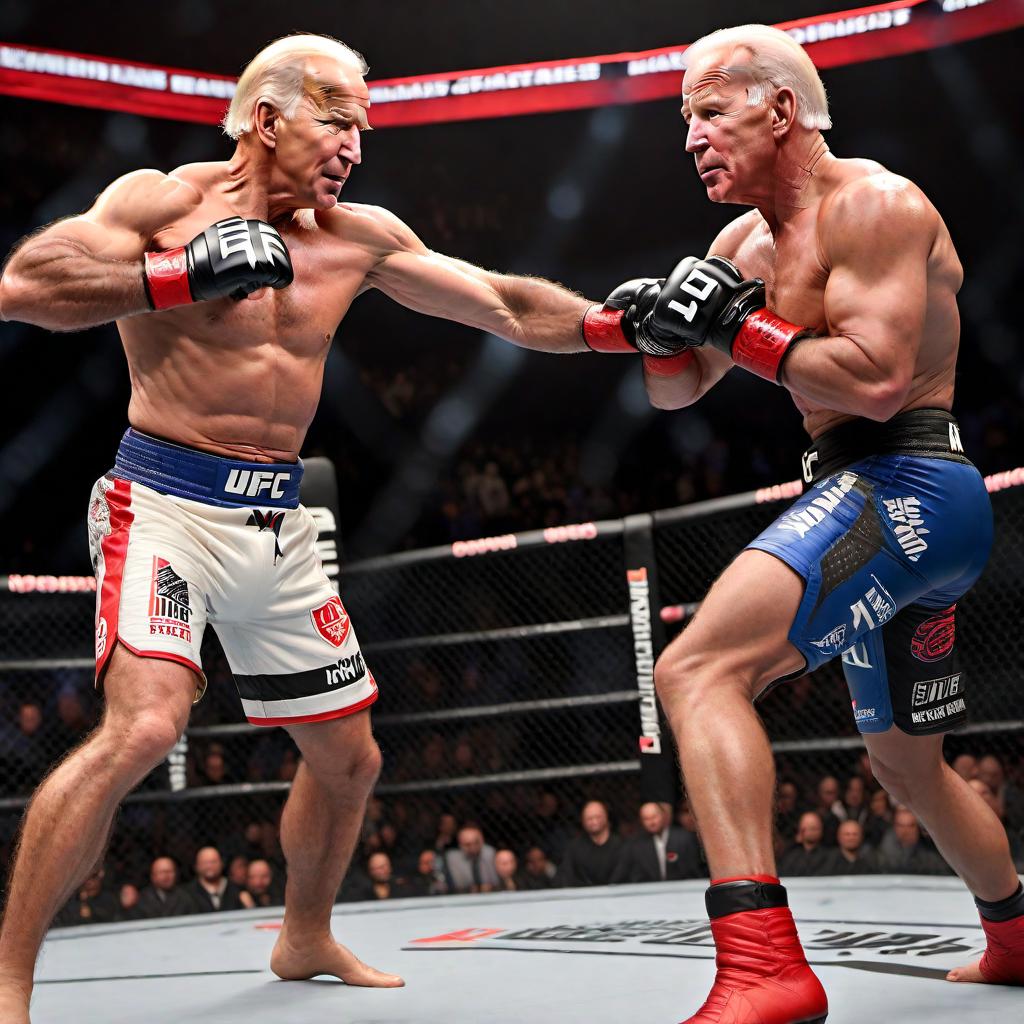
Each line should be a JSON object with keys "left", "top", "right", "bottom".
{"left": 144, "top": 217, "right": 294, "bottom": 310}
{"left": 637, "top": 255, "right": 811, "bottom": 383}
{"left": 581, "top": 278, "right": 662, "bottom": 353}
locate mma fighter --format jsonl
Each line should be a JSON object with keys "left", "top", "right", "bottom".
{"left": 583, "top": 23, "right": 1024, "bottom": 1024}
{"left": 0, "top": 32, "right": 606, "bottom": 1022}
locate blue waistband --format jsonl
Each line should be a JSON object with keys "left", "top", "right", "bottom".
{"left": 113, "top": 429, "right": 303, "bottom": 508}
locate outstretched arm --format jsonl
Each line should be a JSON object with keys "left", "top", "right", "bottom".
{"left": 349, "top": 204, "right": 590, "bottom": 353}
{"left": 0, "top": 170, "right": 202, "bottom": 331}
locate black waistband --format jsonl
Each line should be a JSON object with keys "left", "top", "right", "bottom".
{"left": 800, "top": 408, "right": 971, "bottom": 485}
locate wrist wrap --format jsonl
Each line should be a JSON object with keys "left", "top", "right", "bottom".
{"left": 582, "top": 305, "right": 634, "bottom": 353}
{"left": 143, "top": 247, "right": 193, "bottom": 310}
{"left": 731, "top": 309, "right": 809, "bottom": 383}
{"left": 642, "top": 351, "right": 695, "bottom": 377}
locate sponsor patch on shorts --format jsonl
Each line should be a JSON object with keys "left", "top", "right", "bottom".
{"left": 148, "top": 557, "right": 192, "bottom": 643}
{"left": 310, "top": 595, "right": 352, "bottom": 648}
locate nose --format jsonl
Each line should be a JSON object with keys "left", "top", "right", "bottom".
{"left": 340, "top": 127, "right": 362, "bottom": 166}
{"left": 685, "top": 118, "right": 708, "bottom": 155}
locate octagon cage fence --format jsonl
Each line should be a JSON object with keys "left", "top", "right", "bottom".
{"left": 1, "top": 461, "right": 1022, "bottom": 905}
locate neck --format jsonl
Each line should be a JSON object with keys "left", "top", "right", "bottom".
{"left": 226, "top": 140, "right": 299, "bottom": 224}
{"left": 755, "top": 131, "right": 831, "bottom": 232}
{"left": 590, "top": 829, "right": 610, "bottom": 846}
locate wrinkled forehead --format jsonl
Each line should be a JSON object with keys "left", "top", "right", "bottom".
{"left": 681, "top": 48, "right": 754, "bottom": 105}
{"left": 302, "top": 56, "right": 371, "bottom": 127}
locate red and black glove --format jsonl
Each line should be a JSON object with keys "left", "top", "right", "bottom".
{"left": 581, "top": 277, "right": 696, "bottom": 377}
{"left": 637, "top": 255, "right": 811, "bottom": 383}
{"left": 143, "top": 216, "right": 294, "bottom": 310}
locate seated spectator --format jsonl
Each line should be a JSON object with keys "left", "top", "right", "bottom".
{"left": 554, "top": 801, "right": 626, "bottom": 888}
{"left": 978, "top": 754, "right": 1024, "bottom": 835}
{"left": 402, "top": 849, "right": 447, "bottom": 897}
{"left": 227, "top": 855, "right": 250, "bottom": 889}
{"left": 774, "top": 781, "right": 801, "bottom": 848}
{"left": 812, "top": 776, "right": 842, "bottom": 845}
{"left": 618, "top": 802, "right": 703, "bottom": 884}
{"left": 494, "top": 849, "right": 525, "bottom": 892}
{"left": 118, "top": 883, "right": 141, "bottom": 921}
{"left": 184, "top": 846, "right": 254, "bottom": 913}
{"left": 863, "top": 788, "right": 893, "bottom": 848}
{"left": 969, "top": 779, "right": 1024, "bottom": 870}
{"left": 834, "top": 777, "right": 869, "bottom": 828}
{"left": 877, "top": 809, "right": 952, "bottom": 875}
{"left": 520, "top": 846, "right": 555, "bottom": 890}
{"left": 53, "top": 866, "right": 120, "bottom": 927}
{"left": 52, "top": 688, "right": 95, "bottom": 749}
{"left": 245, "top": 858, "right": 286, "bottom": 908}
{"left": 433, "top": 813, "right": 459, "bottom": 855}
{"left": 778, "top": 813, "right": 833, "bottom": 877}
{"left": 826, "top": 820, "right": 878, "bottom": 875}
{"left": 342, "top": 853, "right": 408, "bottom": 902}
{"left": 444, "top": 825, "right": 498, "bottom": 894}
{"left": 136, "top": 857, "right": 195, "bottom": 918}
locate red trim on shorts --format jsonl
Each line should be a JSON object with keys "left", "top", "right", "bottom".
{"left": 246, "top": 684, "right": 379, "bottom": 728}
{"left": 95, "top": 478, "right": 134, "bottom": 688}
{"left": 117, "top": 638, "right": 203, "bottom": 678}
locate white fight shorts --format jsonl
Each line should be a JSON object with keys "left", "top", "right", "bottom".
{"left": 87, "top": 429, "right": 377, "bottom": 726}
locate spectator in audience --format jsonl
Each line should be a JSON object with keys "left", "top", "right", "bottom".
{"left": 878, "top": 809, "right": 952, "bottom": 875}
{"left": 520, "top": 846, "right": 555, "bottom": 890}
{"left": 778, "top": 813, "right": 834, "bottom": 876}
{"left": 444, "top": 825, "right": 499, "bottom": 894}
{"left": 676, "top": 799, "right": 699, "bottom": 835}
{"left": 433, "top": 813, "right": 459, "bottom": 855}
{"left": 341, "top": 853, "right": 408, "bottom": 902}
{"left": 812, "top": 776, "right": 842, "bottom": 845}
{"left": 863, "top": 788, "right": 893, "bottom": 848}
{"left": 969, "top": 779, "right": 1024, "bottom": 870}
{"left": 227, "top": 855, "right": 249, "bottom": 889}
{"left": 185, "top": 847, "right": 254, "bottom": 913}
{"left": 52, "top": 688, "right": 95, "bottom": 750}
{"left": 951, "top": 753, "right": 978, "bottom": 782}
{"left": 494, "top": 849, "right": 525, "bottom": 892}
{"left": 826, "top": 821, "right": 877, "bottom": 875}
{"left": 53, "top": 866, "right": 119, "bottom": 927}
{"left": 555, "top": 801, "right": 626, "bottom": 887}
{"left": 774, "top": 781, "right": 801, "bottom": 847}
{"left": 977, "top": 753, "right": 1024, "bottom": 834}
{"left": 403, "top": 849, "right": 448, "bottom": 897}
{"left": 534, "top": 791, "right": 572, "bottom": 862}
{"left": 118, "top": 883, "right": 141, "bottom": 921}
{"left": 5, "top": 702, "right": 49, "bottom": 792}
{"left": 618, "top": 802, "right": 703, "bottom": 883}
{"left": 834, "top": 777, "right": 869, "bottom": 828}
{"left": 136, "top": 857, "right": 194, "bottom": 918}
{"left": 245, "top": 859, "right": 285, "bottom": 908}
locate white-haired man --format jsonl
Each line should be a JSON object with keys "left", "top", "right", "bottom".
{"left": 0, "top": 33, "right": 650, "bottom": 1022}
{"left": 588, "top": 22, "right": 1023, "bottom": 1024}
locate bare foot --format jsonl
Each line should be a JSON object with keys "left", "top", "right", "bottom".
{"left": 0, "top": 980, "right": 32, "bottom": 1024}
{"left": 946, "top": 958, "right": 986, "bottom": 983}
{"left": 270, "top": 930, "right": 404, "bottom": 988}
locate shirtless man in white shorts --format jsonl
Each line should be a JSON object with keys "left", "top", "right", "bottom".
{"left": 0, "top": 32, "right": 622, "bottom": 1022}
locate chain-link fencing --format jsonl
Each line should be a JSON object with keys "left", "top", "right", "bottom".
{"left": 2, "top": 467, "right": 1023, "bottom": 914}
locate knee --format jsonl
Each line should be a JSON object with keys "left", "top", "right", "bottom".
{"left": 309, "top": 737, "right": 382, "bottom": 795}
{"left": 100, "top": 710, "right": 181, "bottom": 775}
{"left": 654, "top": 647, "right": 731, "bottom": 715}
{"left": 869, "top": 752, "right": 942, "bottom": 808}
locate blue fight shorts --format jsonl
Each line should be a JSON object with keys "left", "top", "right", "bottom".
{"left": 747, "top": 409, "right": 992, "bottom": 736}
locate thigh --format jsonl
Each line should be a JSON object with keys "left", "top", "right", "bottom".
{"left": 661, "top": 548, "right": 807, "bottom": 693}
{"left": 101, "top": 643, "right": 197, "bottom": 737}
{"left": 216, "top": 505, "right": 378, "bottom": 728}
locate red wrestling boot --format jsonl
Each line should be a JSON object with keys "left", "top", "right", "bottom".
{"left": 681, "top": 876, "right": 828, "bottom": 1024}
{"left": 977, "top": 913, "right": 1024, "bottom": 983}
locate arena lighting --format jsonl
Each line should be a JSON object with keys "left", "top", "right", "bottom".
{"left": 0, "top": 1, "right": 1019, "bottom": 128}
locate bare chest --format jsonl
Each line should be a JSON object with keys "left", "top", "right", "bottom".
{"left": 732, "top": 223, "right": 830, "bottom": 333}
{"left": 150, "top": 202, "right": 371, "bottom": 357}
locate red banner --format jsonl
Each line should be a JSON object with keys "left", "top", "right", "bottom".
{"left": 0, "top": 1, "right": 1022, "bottom": 128}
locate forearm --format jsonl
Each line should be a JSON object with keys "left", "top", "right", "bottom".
{"left": 0, "top": 238, "right": 149, "bottom": 331}
{"left": 644, "top": 347, "right": 732, "bottom": 410}
{"left": 489, "top": 272, "right": 590, "bottom": 353}
{"left": 781, "top": 334, "right": 911, "bottom": 421}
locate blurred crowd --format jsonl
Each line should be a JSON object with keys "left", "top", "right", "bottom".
{"left": 3, "top": 728, "right": 1023, "bottom": 928}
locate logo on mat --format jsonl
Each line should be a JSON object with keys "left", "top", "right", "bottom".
{"left": 148, "top": 557, "right": 192, "bottom": 642}
{"left": 911, "top": 605, "right": 956, "bottom": 662}
{"left": 311, "top": 596, "right": 351, "bottom": 648}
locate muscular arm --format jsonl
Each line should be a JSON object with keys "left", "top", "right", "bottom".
{"left": 780, "top": 175, "right": 933, "bottom": 421}
{"left": 0, "top": 170, "right": 200, "bottom": 331}
{"left": 350, "top": 205, "right": 589, "bottom": 353}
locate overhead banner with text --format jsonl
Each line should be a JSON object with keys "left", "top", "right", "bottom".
{"left": 1, "top": 1, "right": 1021, "bottom": 128}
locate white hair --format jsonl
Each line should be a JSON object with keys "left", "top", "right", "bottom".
{"left": 222, "top": 33, "right": 368, "bottom": 140}
{"left": 683, "top": 24, "right": 831, "bottom": 131}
